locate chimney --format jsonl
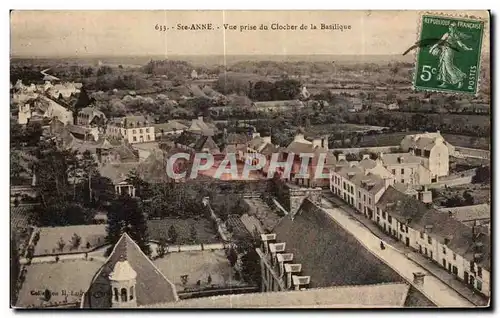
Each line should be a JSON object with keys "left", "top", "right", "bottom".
{"left": 269, "top": 242, "right": 286, "bottom": 266}
{"left": 338, "top": 153, "right": 346, "bottom": 161}
{"left": 413, "top": 272, "right": 425, "bottom": 286}
{"left": 284, "top": 264, "right": 302, "bottom": 289}
{"left": 292, "top": 275, "right": 311, "bottom": 291}
{"left": 260, "top": 233, "right": 276, "bottom": 255}
{"left": 362, "top": 154, "right": 370, "bottom": 160}
{"left": 276, "top": 253, "right": 294, "bottom": 278}
{"left": 198, "top": 116, "right": 204, "bottom": 122}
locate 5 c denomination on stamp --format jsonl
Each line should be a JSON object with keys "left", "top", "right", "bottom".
{"left": 413, "top": 15, "right": 485, "bottom": 95}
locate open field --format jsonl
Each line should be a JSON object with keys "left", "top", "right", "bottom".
{"left": 147, "top": 218, "right": 220, "bottom": 245}
{"left": 153, "top": 249, "right": 246, "bottom": 291}
{"left": 442, "top": 134, "right": 490, "bottom": 150}
{"left": 34, "top": 225, "right": 107, "bottom": 256}
{"left": 16, "top": 259, "right": 103, "bottom": 308}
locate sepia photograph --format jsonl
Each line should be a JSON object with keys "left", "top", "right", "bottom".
{"left": 9, "top": 10, "right": 491, "bottom": 309}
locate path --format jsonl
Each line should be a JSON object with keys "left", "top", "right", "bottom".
{"left": 319, "top": 198, "right": 474, "bottom": 308}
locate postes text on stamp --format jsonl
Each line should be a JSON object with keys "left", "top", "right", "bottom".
{"left": 414, "top": 15, "right": 484, "bottom": 94}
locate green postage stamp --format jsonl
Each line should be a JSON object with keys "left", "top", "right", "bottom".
{"left": 413, "top": 14, "right": 485, "bottom": 94}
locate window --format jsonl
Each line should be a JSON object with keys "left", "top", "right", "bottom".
{"left": 140, "top": 129, "right": 143, "bottom": 133}
{"left": 388, "top": 215, "right": 392, "bottom": 223}
{"left": 147, "top": 135, "right": 151, "bottom": 140}
{"left": 133, "top": 129, "right": 137, "bottom": 134}
{"left": 401, "top": 168, "right": 404, "bottom": 174}
{"left": 442, "top": 246, "right": 446, "bottom": 254}
{"left": 401, "top": 179, "right": 405, "bottom": 183}
{"left": 350, "top": 186, "right": 354, "bottom": 194}
{"left": 368, "top": 197, "right": 371, "bottom": 205}
{"left": 343, "top": 182, "right": 346, "bottom": 190}
{"left": 477, "top": 267, "right": 482, "bottom": 278}
{"left": 358, "top": 191, "right": 361, "bottom": 198}
{"left": 470, "top": 261, "right": 474, "bottom": 272}
{"left": 382, "top": 211, "right": 386, "bottom": 219}
{"left": 358, "top": 203, "right": 361, "bottom": 210}
{"left": 405, "top": 225, "right": 409, "bottom": 233}
{"left": 114, "top": 288, "right": 119, "bottom": 302}
{"left": 130, "top": 286, "right": 134, "bottom": 300}
{"left": 120, "top": 288, "right": 128, "bottom": 302}
{"left": 133, "top": 136, "right": 137, "bottom": 142}
{"left": 363, "top": 194, "right": 366, "bottom": 202}
{"left": 427, "top": 236, "right": 432, "bottom": 244}
{"left": 420, "top": 232, "right": 424, "bottom": 239}
{"left": 146, "top": 128, "right": 150, "bottom": 133}
{"left": 477, "top": 280, "right": 482, "bottom": 291}
{"left": 392, "top": 169, "right": 396, "bottom": 175}
{"left": 377, "top": 208, "right": 380, "bottom": 215}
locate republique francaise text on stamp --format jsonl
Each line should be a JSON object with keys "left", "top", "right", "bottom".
{"left": 413, "top": 15, "right": 485, "bottom": 94}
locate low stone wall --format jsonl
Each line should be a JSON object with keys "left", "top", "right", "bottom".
{"left": 454, "top": 147, "right": 490, "bottom": 160}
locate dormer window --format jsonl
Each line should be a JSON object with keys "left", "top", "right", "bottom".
{"left": 120, "top": 288, "right": 127, "bottom": 302}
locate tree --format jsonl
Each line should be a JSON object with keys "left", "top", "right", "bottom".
{"left": 105, "top": 195, "right": 151, "bottom": 256}
{"left": 463, "top": 191, "right": 475, "bottom": 205}
{"left": 227, "top": 247, "right": 238, "bottom": 268}
{"left": 57, "top": 237, "right": 66, "bottom": 252}
{"left": 157, "top": 238, "right": 168, "bottom": 258}
{"left": 235, "top": 238, "right": 261, "bottom": 286}
{"left": 70, "top": 233, "right": 82, "bottom": 250}
{"left": 189, "top": 225, "right": 197, "bottom": 244}
{"left": 167, "top": 225, "right": 178, "bottom": 244}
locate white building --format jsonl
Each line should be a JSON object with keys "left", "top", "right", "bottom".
{"left": 376, "top": 187, "right": 491, "bottom": 298}
{"left": 379, "top": 152, "right": 432, "bottom": 185}
{"left": 106, "top": 115, "right": 155, "bottom": 144}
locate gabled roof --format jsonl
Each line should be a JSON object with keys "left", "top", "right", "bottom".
{"left": 193, "top": 136, "right": 220, "bottom": 153}
{"left": 285, "top": 141, "right": 314, "bottom": 154}
{"left": 82, "top": 233, "right": 178, "bottom": 308}
{"left": 153, "top": 121, "right": 188, "bottom": 132}
{"left": 226, "top": 133, "right": 251, "bottom": 145}
{"left": 273, "top": 199, "right": 409, "bottom": 288}
{"left": 377, "top": 187, "right": 491, "bottom": 271}
{"left": 144, "top": 283, "right": 411, "bottom": 308}
{"left": 99, "top": 162, "right": 140, "bottom": 184}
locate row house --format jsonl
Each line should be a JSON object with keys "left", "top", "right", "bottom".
{"left": 106, "top": 115, "right": 155, "bottom": 144}
{"left": 330, "top": 154, "right": 395, "bottom": 219}
{"left": 376, "top": 187, "right": 491, "bottom": 298}
{"left": 400, "top": 131, "right": 452, "bottom": 179}
{"left": 257, "top": 233, "right": 310, "bottom": 292}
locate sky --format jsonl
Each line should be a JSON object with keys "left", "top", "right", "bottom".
{"left": 10, "top": 10, "right": 490, "bottom": 57}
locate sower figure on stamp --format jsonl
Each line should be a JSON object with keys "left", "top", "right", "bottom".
{"left": 429, "top": 22, "right": 473, "bottom": 89}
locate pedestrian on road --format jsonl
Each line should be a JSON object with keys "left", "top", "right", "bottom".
{"left": 380, "top": 241, "right": 386, "bottom": 250}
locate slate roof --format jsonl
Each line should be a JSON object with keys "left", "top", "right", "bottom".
{"left": 285, "top": 141, "right": 315, "bottom": 154}
{"left": 82, "top": 233, "right": 178, "bottom": 308}
{"left": 226, "top": 133, "right": 251, "bottom": 145}
{"left": 377, "top": 187, "right": 491, "bottom": 271}
{"left": 271, "top": 199, "right": 434, "bottom": 307}
{"left": 335, "top": 164, "right": 387, "bottom": 195}
{"left": 175, "top": 131, "right": 200, "bottom": 148}
{"left": 273, "top": 199, "right": 408, "bottom": 288}
{"left": 193, "top": 136, "right": 220, "bottom": 154}
{"left": 144, "top": 283, "right": 411, "bottom": 308}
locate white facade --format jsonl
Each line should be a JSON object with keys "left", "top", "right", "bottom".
{"left": 106, "top": 117, "right": 155, "bottom": 144}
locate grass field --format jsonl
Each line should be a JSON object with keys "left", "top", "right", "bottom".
{"left": 34, "top": 225, "right": 107, "bottom": 256}
{"left": 147, "top": 218, "right": 220, "bottom": 245}
{"left": 153, "top": 249, "right": 246, "bottom": 291}
{"left": 16, "top": 260, "right": 102, "bottom": 308}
